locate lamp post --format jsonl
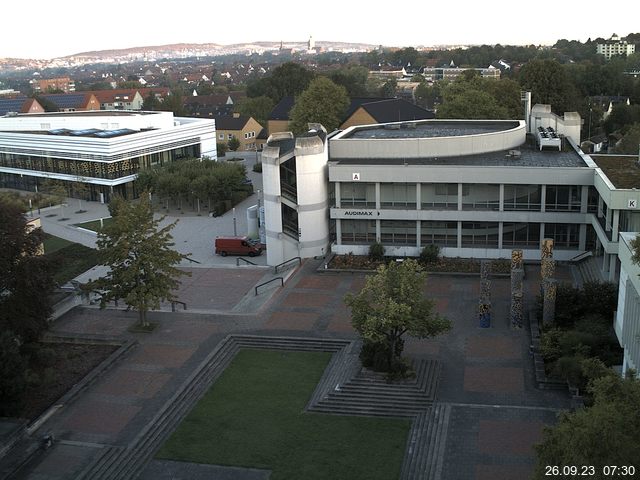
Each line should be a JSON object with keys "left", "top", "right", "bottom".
{"left": 232, "top": 207, "right": 237, "bottom": 236}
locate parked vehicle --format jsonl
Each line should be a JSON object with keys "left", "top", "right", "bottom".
{"left": 214, "top": 236, "right": 262, "bottom": 257}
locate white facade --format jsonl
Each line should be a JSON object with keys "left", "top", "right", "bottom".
{"left": 615, "top": 233, "right": 640, "bottom": 377}
{"left": 597, "top": 35, "right": 636, "bottom": 59}
{"left": 262, "top": 126, "right": 330, "bottom": 266}
{"left": 0, "top": 110, "right": 216, "bottom": 200}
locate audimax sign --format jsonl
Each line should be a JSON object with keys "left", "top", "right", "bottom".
{"left": 344, "top": 211, "right": 378, "bottom": 216}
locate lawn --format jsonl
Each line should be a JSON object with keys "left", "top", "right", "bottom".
{"left": 44, "top": 235, "right": 100, "bottom": 285}
{"left": 74, "top": 217, "right": 113, "bottom": 232}
{"left": 157, "top": 349, "right": 410, "bottom": 480}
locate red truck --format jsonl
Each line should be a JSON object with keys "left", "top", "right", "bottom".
{"left": 215, "top": 236, "right": 262, "bottom": 257}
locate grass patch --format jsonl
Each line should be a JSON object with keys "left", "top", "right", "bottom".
{"left": 45, "top": 240, "right": 99, "bottom": 285}
{"left": 128, "top": 322, "right": 158, "bottom": 333}
{"left": 74, "top": 217, "right": 113, "bottom": 232}
{"left": 157, "top": 349, "right": 410, "bottom": 480}
{"left": 43, "top": 234, "right": 74, "bottom": 254}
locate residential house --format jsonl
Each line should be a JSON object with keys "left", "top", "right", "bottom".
{"left": 216, "top": 114, "right": 263, "bottom": 151}
{"left": 597, "top": 34, "right": 636, "bottom": 59}
{"left": 32, "top": 77, "right": 75, "bottom": 93}
{"left": 0, "top": 97, "right": 44, "bottom": 116}
{"left": 86, "top": 89, "right": 145, "bottom": 110}
{"left": 38, "top": 93, "right": 100, "bottom": 112}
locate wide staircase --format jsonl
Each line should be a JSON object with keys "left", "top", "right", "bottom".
{"left": 575, "top": 255, "right": 605, "bottom": 285}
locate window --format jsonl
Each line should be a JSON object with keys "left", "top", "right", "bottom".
{"left": 422, "top": 183, "right": 457, "bottom": 209}
{"left": 462, "top": 184, "right": 500, "bottom": 211}
{"left": 544, "top": 223, "right": 579, "bottom": 249}
{"left": 380, "top": 220, "right": 416, "bottom": 245}
{"left": 504, "top": 185, "right": 541, "bottom": 211}
{"left": 341, "top": 220, "right": 376, "bottom": 244}
{"left": 228, "top": 134, "right": 233, "bottom": 140}
{"left": 421, "top": 221, "right": 457, "bottom": 246}
{"left": 545, "top": 185, "right": 581, "bottom": 212}
{"left": 461, "top": 222, "right": 499, "bottom": 248}
{"left": 219, "top": 133, "right": 224, "bottom": 139}
{"left": 380, "top": 183, "right": 416, "bottom": 209}
{"left": 339, "top": 182, "right": 375, "bottom": 208}
{"left": 502, "top": 222, "right": 540, "bottom": 248}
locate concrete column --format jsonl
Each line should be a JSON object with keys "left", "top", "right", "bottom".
{"left": 457, "top": 221, "right": 462, "bottom": 249}
{"left": 458, "top": 183, "right": 463, "bottom": 211}
{"left": 416, "top": 220, "right": 421, "bottom": 248}
{"left": 376, "top": 219, "right": 381, "bottom": 243}
{"left": 598, "top": 196, "right": 604, "bottom": 218}
{"left": 375, "top": 183, "right": 381, "bottom": 210}
{"left": 540, "top": 185, "right": 546, "bottom": 213}
{"left": 613, "top": 210, "right": 620, "bottom": 239}
{"left": 498, "top": 222, "right": 504, "bottom": 249}
{"left": 606, "top": 207, "right": 612, "bottom": 231}
{"left": 335, "top": 182, "right": 341, "bottom": 208}
{"left": 416, "top": 183, "right": 421, "bottom": 210}
{"left": 602, "top": 252, "right": 610, "bottom": 273}
{"left": 609, "top": 254, "right": 617, "bottom": 282}
{"left": 499, "top": 184, "right": 504, "bottom": 212}
{"left": 579, "top": 224, "right": 587, "bottom": 250}
{"left": 539, "top": 223, "right": 545, "bottom": 248}
{"left": 335, "top": 219, "right": 342, "bottom": 245}
{"left": 580, "top": 185, "right": 589, "bottom": 214}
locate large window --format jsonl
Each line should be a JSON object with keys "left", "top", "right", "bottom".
{"left": 461, "top": 222, "right": 499, "bottom": 248}
{"left": 421, "top": 183, "right": 458, "bottom": 210}
{"left": 545, "top": 185, "right": 581, "bottom": 212}
{"left": 380, "top": 220, "right": 416, "bottom": 245}
{"left": 281, "top": 204, "right": 298, "bottom": 239}
{"left": 341, "top": 220, "right": 376, "bottom": 244}
{"left": 421, "top": 221, "right": 458, "bottom": 247}
{"left": 502, "top": 222, "right": 540, "bottom": 248}
{"left": 503, "top": 184, "right": 541, "bottom": 211}
{"left": 339, "top": 182, "right": 376, "bottom": 208}
{"left": 380, "top": 183, "right": 416, "bottom": 209}
{"left": 462, "top": 184, "right": 500, "bottom": 211}
{"left": 279, "top": 158, "right": 297, "bottom": 202}
{"left": 587, "top": 186, "right": 598, "bottom": 213}
{"left": 544, "top": 223, "right": 579, "bottom": 249}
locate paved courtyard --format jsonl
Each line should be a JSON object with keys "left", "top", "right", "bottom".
{"left": 10, "top": 259, "right": 572, "bottom": 479}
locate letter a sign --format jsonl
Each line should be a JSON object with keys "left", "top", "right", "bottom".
{"left": 352, "top": 173, "right": 360, "bottom": 181}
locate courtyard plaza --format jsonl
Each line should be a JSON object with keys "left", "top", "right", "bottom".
{"left": 1, "top": 249, "right": 576, "bottom": 480}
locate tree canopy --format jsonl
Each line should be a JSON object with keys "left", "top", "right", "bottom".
{"left": 534, "top": 366, "right": 640, "bottom": 478}
{"left": 247, "top": 62, "right": 315, "bottom": 103}
{"left": 519, "top": 59, "right": 580, "bottom": 113}
{"left": 0, "top": 199, "right": 53, "bottom": 343}
{"left": 344, "top": 259, "right": 451, "bottom": 372}
{"left": 437, "top": 76, "right": 522, "bottom": 119}
{"left": 236, "top": 95, "right": 274, "bottom": 127}
{"left": 88, "top": 194, "right": 190, "bottom": 326}
{"left": 289, "top": 77, "right": 349, "bottom": 134}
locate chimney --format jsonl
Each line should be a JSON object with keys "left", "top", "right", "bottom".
{"left": 233, "top": 112, "right": 240, "bottom": 118}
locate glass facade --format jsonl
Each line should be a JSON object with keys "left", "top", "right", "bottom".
{"left": 544, "top": 223, "right": 580, "bottom": 249}
{"left": 503, "top": 184, "right": 541, "bottom": 211}
{"left": 380, "top": 183, "right": 416, "bottom": 209}
{"left": 502, "top": 222, "right": 541, "bottom": 248}
{"left": 461, "top": 222, "right": 499, "bottom": 248}
{"left": 341, "top": 219, "right": 376, "bottom": 244}
{"left": 420, "top": 221, "right": 458, "bottom": 247}
{"left": 281, "top": 203, "right": 298, "bottom": 239}
{"left": 279, "top": 157, "right": 297, "bottom": 203}
{"left": 380, "top": 220, "right": 416, "bottom": 245}
{"left": 339, "top": 182, "right": 376, "bottom": 208}
{"left": 462, "top": 184, "right": 500, "bottom": 211}
{"left": 545, "top": 185, "right": 581, "bottom": 211}
{"left": 421, "top": 183, "right": 458, "bottom": 209}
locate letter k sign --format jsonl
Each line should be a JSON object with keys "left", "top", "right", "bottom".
{"left": 629, "top": 199, "right": 637, "bottom": 208}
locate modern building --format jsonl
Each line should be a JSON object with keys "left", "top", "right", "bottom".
{"left": 0, "top": 110, "right": 216, "bottom": 202}
{"left": 596, "top": 34, "right": 636, "bottom": 59}
{"left": 615, "top": 232, "right": 640, "bottom": 377}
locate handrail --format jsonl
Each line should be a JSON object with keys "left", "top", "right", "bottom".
{"left": 184, "top": 256, "right": 202, "bottom": 264}
{"left": 237, "top": 257, "right": 257, "bottom": 266}
{"left": 569, "top": 251, "right": 593, "bottom": 263}
{"left": 274, "top": 256, "right": 301, "bottom": 274}
{"left": 255, "top": 277, "right": 284, "bottom": 295}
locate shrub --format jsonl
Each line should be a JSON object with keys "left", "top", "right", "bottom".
{"left": 368, "top": 242, "right": 385, "bottom": 261}
{"left": 253, "top": 162, "right": 263, "bottom": 173}
{"left": 216, "top": 142, "right": 228, "bottom": 157}
{"left": 419, "top": 244, "right": 440, "bottom": 264}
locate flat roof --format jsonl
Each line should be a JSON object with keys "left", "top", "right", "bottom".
{"left": 331, "top": 140, "right": 588, "bottom": 168}
{"left": 343, "top": 120, "right": 520, "bottom": 139}
{"left": 592, "top": 155, "right": 640, "bottom": 188}
{"left": 12, "top": 110, "right": 158, "bottom": 118}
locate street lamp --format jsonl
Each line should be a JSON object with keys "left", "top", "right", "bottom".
{"left": 232, "top": 207, "right": 237, "bottom": 236}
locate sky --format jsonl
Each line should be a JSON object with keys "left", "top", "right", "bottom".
{"left": 2, "top": 0, "right": 639, "bottom": 59}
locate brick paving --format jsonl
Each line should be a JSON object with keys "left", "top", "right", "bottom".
{"left": 16, "top": 259, "right": 575, "bottom": 480}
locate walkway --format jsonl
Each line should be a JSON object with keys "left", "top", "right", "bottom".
{"left": 9, "top": 259, "right": 572, "bottom": 480}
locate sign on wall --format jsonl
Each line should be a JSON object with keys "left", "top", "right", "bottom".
{"left": 352, "top": 173, "right": 360, "bottom": 181}
{"left": 628, "top": 199, "right": 637, "bottom": 209}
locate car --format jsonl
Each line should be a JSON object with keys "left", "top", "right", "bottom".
{"left": 214, "top": 236, "right": 262, "bottom": 257}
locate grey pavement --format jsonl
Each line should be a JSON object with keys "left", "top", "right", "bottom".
{"left": 28, "top": 162, "right": 267, "bottom": 268}
{"left": 8, "top": 258, "right": 575, "bottom": 480}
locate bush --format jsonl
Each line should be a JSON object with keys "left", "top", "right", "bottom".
{"left": 217, "top": 142, "right": 228, "bottom": 157}
{"left": 359, "top": 338, "right": 410, "bottom": 378}
{"left": 0, "top": 331, "right": 27, "bottom": 416}
{"left": 369, "top": 242, "right": 385, "bottom": 261}
{"left": 253, "top": 162, "right": 263, "bottom": 173}
{"left": 419, "top": 244, "right": 440, "bottom": 264}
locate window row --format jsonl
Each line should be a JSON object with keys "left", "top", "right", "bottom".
{"left": 337, "top": 183, "right": 597, "bottom": 212}
{"left": 340, "top": 220, "right": 581, "bottom": 249}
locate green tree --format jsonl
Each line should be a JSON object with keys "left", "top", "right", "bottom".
{"left": 247, "top": 62, "right": 315, "bottom": 103}
{"left": 414, "top": 82, "right": 440, "bottom": 109}
{"left": 0, "top": 330, "right": 28, "bottom": 416}
{"left": 328, "top": 65, "right": 370, "bottom": 97}
{"left": 236, "top": 95, "right": 274, "bottom": 127}
{"left": 161, "top": 89, "right": 186, "bottom": 116}
{"left": 142, "top": 91, "right": 161, "bottom": 111}
{"left": 614, "top": 123, "right": 640, "bottom": 154}
{"left": 88, "top": 194, "right": 190, "bottom": 327}
{"left": 0, "top": 199, "right": 53, "bottom": 343}
{"left": 380, "top": 78, "right": 397, "bottom": 98}
{"left": 519, "top": 59, "right": 580, "bottom": 113}
{"left": 217, "top": 141, "right": 228, "bottom": 157}
{"left": 534, "top": 368, "right": 640, "bottom": 478}
{"left": 228, "top": 137, "right": 241, "bottom": 151}
{"left": 438, "top": 88, "right": 508, "bottom": 119}
{"left": 289, "top": 77, "right": 349, "bottom": 134}
{"left": 344, "top": 259, "right": 451, "bottom": 372}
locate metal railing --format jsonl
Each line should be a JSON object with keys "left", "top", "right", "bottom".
{"left": 184, "top": 256, "right": 202, "bottom": 264}
{"left": 236, "top": 257, "right": 257, "bottom": 266}
{"left": 255, "top": 277, "right": 283, "bottom": 295}
{"left": 274, "top": 256, "right": 301, "bottom": 274}
{"left": 171, "top": 301, "right": 187, "bottom": 311}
